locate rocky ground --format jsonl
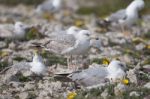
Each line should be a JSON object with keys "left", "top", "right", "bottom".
{"left": 0, "top": 0, "right": 150, "bottom": 99}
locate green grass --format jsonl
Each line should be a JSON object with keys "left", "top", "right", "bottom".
{"left": 77, "top": 0, "right": 150, "bottom": 16}
{"left": 41, "top": 51, "right": 67, "bottom": 66}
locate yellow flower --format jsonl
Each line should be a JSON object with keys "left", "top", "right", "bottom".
{"left": 146, "top": 45, "right": 150, "bottom": 49}
{"left": 122, "top": 79, "right": 129, "bottom": 85}
{"left": 0, "top": 51, "right": 9, "bottom": 57}
{"left": 102, "top": 58, "right": 110, "bottom": 65}
{"left": 74, "top": 20, "right": 84, "bottom": 27}
{"left": 67, "top": 92, "right": 77, "bottom": 99}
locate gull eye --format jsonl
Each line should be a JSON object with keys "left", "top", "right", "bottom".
{"left": 85, "top": 33, "right": 90, "bottom": 36}
{"left": 74, "top": 29, "right": 79, "bottom": 32}
{"left": 95, "top": 38, "right": 99, "bottom": 40}
{"left": 19, "top": 24, "right": 24, "bottom": 28}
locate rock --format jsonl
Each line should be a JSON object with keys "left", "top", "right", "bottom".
{"left": 2, "top": 62, "right": 31, "bottom": 83}
{"left": 0, "top": 95, "right": 14, "bottom": 99}
{"left": 9, "top": 81, "right": 23, "bottom": 88}
{"left": 144, "top": 95, "right": 150, "bottom": 99}
{"left": 24, "top": 82, "right": 35, "bottom": 90}
{"left": 143, "top": 65, "right": 150, "bottom": 69}
{"left": 130, "top": 91, "right": 140, "bottom": 97}
{"left": 144, "top": 82, "right": 150, "bottom": 89}
{"left": 135, "top": 43, "right": 145, "bottom": 51}
{"left": 127, "top": 69, "right": 138, "bottom": 84}
{"left": 22, "top": 70, "right": 33, "bottom": 77}
{"left": 18, "top": 92, "right": 29, "bottom": 99}
{"left": 101, "top": 89, "right": 109, "bottom": 99}
{"left": 0, "top": 41, "right": 7, "bottom": 48}
{"left": 114, "top": 83, "right": 127, "bottom": 96}
{"left": 8, "top": 42, "right": 16, "bottom": 49}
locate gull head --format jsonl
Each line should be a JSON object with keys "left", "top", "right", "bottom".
{"left": 78, "top": 30, "right": 91, "bottom": 38}
{"left": 32, "top": 50, "right": 43, "bottom": 63}
{"left": 15, "top": 21, "right": 29, "bottom": 33}
{"left": 107, "top": 60, "right": 127, "bottom": 82}
{"left": 14, "top": 21, "right": 29, "bottom": 39}
{"left": 127, "top": 0, "right": 145, "bottom": 11}
{"left": 66, "top": 26, "right": 80, "bottom": 35}
{"left": 52, "top": 0, "right": 62, "bottom": 9}
{"left": 15, "top": 21, "right": 27, "bottom": 30}
{"left": 134, "top": 0, "right": 145, "bottom": 10}
{"left": 30, "top": 50, "right": 46, "bottom": 75}
{"left": 35, "top": 5, "right": 43, "bottom": 14}
{"left": 107, "top": 60, "right": 127, "bottom": 72}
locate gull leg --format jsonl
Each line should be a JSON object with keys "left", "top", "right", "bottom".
{"left": 67, "top": 55, "right": 74, "bottom": 70}
{"left": 72, "top": 55, "right": 78, "bottom": 71}
{"left": 67, "top": 56, "right": 71, "bottom": 69}
{"left": 121, "top": 25, "right": 130, "bottom": 37}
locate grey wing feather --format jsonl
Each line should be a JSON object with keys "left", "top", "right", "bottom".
{"left": 44, "top": 31, "right": 76, "bottom": 54}
{"left": 69, "top": 66, "right": 108, "bottom": 86}
{"left": 40, "top": 0, "right": 54, "bottom": 12}
{"left": 108, "top": 9, "right": 126, "bottom": 22}
{"left": 48, "top": 31, "right": 76, "bottom": 46}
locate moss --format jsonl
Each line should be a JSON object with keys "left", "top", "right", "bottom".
{"left": 0, "top": 61, "right": 8, "bottom": 70}
{"left": 143, "top": 32, "right": 150, "bottom": 40}
{"left": 25, "top": 27, "right": 43, "bottom": 40}
{"left": 0, "top": 0, "right": 43, "bottom": 5}
{"left": 41, "top": 51, "right": 67, "bottom": 66}
{"left": 28, "top": 91, "right": 37, "bottom": 99}
{"left": 0, "top": 84, "right": 9, "bottom": 93}
{"left": 13, "top": 57, "right": 26, "bottom": 62}
{"left": 18, "top": 75, "right": 30, "bottom": 82}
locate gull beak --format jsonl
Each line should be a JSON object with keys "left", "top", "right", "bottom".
{"left": 33, "top": 49, "right": 38, "bottom": 56}
{"left": 89, "top": 36, "right": 98, "bottom": 39}
{"left": 24, "top": 25, "right": 32, "bottom": 32}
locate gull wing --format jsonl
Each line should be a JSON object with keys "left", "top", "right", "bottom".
{"left": 108, "top": 9, "right": 126, "bottom": 22}
{"left": 48, "top": 31, "right": 76, "bottom": 45}
{"left": 68, "top": 65, "right": 108, "bottom": 86}
{"left": 38, "top": 0, "right": 55, "bottom": 12}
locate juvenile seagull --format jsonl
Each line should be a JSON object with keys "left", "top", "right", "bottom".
{"left": 68, "top": 60, "right": 126, "bottom": 87}
{"left": 0, "top": 21, "right": 29, "bottom": 40}
{"left": 106, "top": 0, "right": 145, "bottom": 27}
{"left": 48, "top": 26, "right": 80, "bottom": 44}
{"left": 30, "top": 50, "right": 47, "bottom": 75}
{"left": 36, "top": 0, "right": 62, "bottom": 14}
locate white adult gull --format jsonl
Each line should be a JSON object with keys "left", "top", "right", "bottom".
{"left": 0, "top": 21, "right": 29, "bottom": 40}
{"left": 61, "top": 30, "right": 91, "bottom": 70}
{"left": 106, "top": 0, "right": 145, "bottom": 27}
{"left": 68, "top": 60, "right": 126, "bottom": 87}
{"left": 36, "top": 0, "right": 62, "bottom": 14}
{"left": 47, "top": 26, "right": 81, "bottom": 44}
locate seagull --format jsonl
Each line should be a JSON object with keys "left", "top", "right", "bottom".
{"left": 33, "top": 27, "right": 100, "bottom": 70}
{"left": 61, "top": 30, "right": 91, "bottom": 55}
{"left": 47, "top": 26, "right": 81, "bottom": 44}
{"left": 106, "top": 0, "right": 145, "bottom": 28}
{"left": 35, "top": 0, "right": 62, "bottom": 14}
{"left": 29, "top": 50, "right": 47, "bottom": 75}
{"left": 61, "top": 30, "right": 91, "bottom": 70}
{"left": 68, "top": 60, "right": 126, "bottom": 87}
{"left": 0, "top": 21, "right": 29, "bottom": 40}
